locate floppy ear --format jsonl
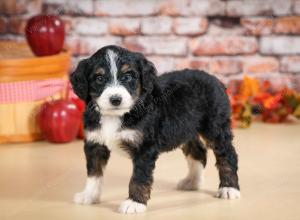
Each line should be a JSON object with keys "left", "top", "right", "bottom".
{"left": 140, "top": 58, "right": 160, "bottom": 96}
{"left": 70, "top": 59, "right": 90, "bottom": 102}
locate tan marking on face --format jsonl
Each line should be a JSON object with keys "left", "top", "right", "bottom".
{"left": 95, "top": 67, "right": 105, "bottom": 75}
{"left": 136, "top": 80, "right": 141, "bottom": 96}
{"left": 121, "top": 64, "right": 131, "bottom": 73}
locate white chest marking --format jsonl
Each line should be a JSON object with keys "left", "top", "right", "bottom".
{"left": 85, "top": 116, "right": 121, "bottom": 151}
{"left": 85, "top": 116, "right": 142, "bottom": 153}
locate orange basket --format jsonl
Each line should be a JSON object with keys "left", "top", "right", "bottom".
{"left": 0, "top": 41, "right": 71, "bottom": 143}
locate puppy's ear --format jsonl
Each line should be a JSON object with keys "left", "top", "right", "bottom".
{"left": 140, "top": 58, "right": 159, "bottom": 95}
{"left": 70, "top": 59, "right": 90, "bottom": 102}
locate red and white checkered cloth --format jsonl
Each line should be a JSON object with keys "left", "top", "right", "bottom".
{"left": 0, "top": 79, "right": 74, "bottom": 104}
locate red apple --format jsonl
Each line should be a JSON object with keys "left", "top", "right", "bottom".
{"left": 37, "top": 100, "right": 81, "bottom": 143}
{"left": 25, "top": 15, "right": 65, "bottom": 56}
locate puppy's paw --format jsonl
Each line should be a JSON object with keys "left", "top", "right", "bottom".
{"left": 73, "top": 191, "right": 100, "bottom": 205}
{"left": 177, "top": 177, "right": 203, "bottom": 191}
{"left": 215, "top": 187, "right": 241, "bottom": 199}
{"left": 118, "top": 199, "right": 146, "bottom": 214}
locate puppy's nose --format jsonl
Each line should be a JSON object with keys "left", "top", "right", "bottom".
{"left": 110, "top": 95, "right": 122, "bottom": 106}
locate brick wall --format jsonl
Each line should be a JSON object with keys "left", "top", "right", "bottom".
{"left": 1, "top": 0, "right": 300, "bottom": 90}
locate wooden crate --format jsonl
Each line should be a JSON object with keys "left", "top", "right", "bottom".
{"left": 0, "top": 41, "right": 71, "bottom": 143}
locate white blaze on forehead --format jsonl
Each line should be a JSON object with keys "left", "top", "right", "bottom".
{"left": 106, "top": 49, "right": 118, "bottom": 85}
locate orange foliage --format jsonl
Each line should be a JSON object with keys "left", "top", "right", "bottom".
{"left": 229, "top": 76, "right": 300, "bottom": 127}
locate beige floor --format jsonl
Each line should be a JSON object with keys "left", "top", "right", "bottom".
{"left": 0, "top": 123, "right": 300, "bottom": 220}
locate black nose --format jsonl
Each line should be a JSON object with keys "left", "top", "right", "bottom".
{"left": 110, "top": 95, "right": 122, "bottom": 106}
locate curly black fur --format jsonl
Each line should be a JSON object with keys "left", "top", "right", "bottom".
{"left": 71, "top": 45, "right": 240, "bottom": 206}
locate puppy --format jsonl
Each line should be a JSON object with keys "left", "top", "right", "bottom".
{"left": 71, "top": 45, "right": 240, "bottom": 214}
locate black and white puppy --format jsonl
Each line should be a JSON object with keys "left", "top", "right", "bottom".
{"left": 71, "top": 45, "right": 240, "bottom": 214}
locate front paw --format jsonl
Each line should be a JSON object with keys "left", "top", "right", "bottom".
{"left": 118, "top": 199, "right": 147, "bottom": 214}
{"left": 73, "top": 191, "right": 100, "bottom": 205}
{"left": 215, "top": 187, "right": 241, "bottom": 199}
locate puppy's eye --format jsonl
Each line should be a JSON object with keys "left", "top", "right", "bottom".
{"left": 121, "top": 74, "right": 133, "bottom": 82}
{"left": 96, "top": 75, "right": 104, "bottom": 83}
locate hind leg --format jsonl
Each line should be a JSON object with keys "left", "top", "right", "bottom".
{"left": 203, "top": 122, "right": 240, "bottom": 199}
{"left": 177, "top": 138, "right": 207, "bottom": 191}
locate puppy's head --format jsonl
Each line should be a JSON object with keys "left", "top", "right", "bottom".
{"left": 71, "top": 45, "right": 157, "bottom": 116}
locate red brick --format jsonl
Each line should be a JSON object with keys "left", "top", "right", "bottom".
{"left": 8, "top": 17, "right": 27, "bottom": 35}
{"left": 242, "top": 57, "right": 279, "bottom": 74}
{"left": 43, "top": 0, "right": 94, "bottom": 16}
{"left": 141, "top": 17, "right": 172, "bottom": 35}
{"left": 190, "top": 36, "right": 258, "bottom": 56}
{"left": 260, "top": 36, "right": 300, "bottom": 55}
{"left": 146, "top": 56, "right": 176, "bottom": 74}
{"left": 241, "top": 17, "right": 273, "bottom": 35}
{"left": 209, "top": 57, "right": 242, "bottom": 75}
{"left": 280, "top": 56, "right": 300, "bottom": 73}
{"left": 176, "top": 58, "right": 210, "bottom": 71}
{"left": 109, "top": 18, "right": 140, "bottom": 36}
{"left": 173, "top": 18, "right": 208, "bottom": 36}
{"left": 74, "top": 18, "right": 108, "bottom": 36}
{"left": 0, "top": 0, "right": 41, "bottom": 15}
{"left": 176, "top": 57, "right": 242, "bottom": 79}
{"left": 0, "top": 17, "right": 7, "bottom": 34}
{"left": 95, "top": 0, "right": 159, "bottom": 16}
{"left": 190, "top": 60, "right": 210, "bottom": 71}
{"left": 159, "top": 0, "right": 225, "bottom": 16}
{"left": 66, "top": 36, "right": 122, "bottom": 56}
{"left": 227, "top": 0, "right": 291, "bottom": 16}
{"left": 159, "top": 0, "right": 182, "bottom": 16}
{"left": 0, "top": 0, "right": 27, "bottom": 15}
{"left": 274, "top": 16, "right": 300, "bottom": 34}
{"left": 124, "top": 36, "right": 187, "bottom": 56}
